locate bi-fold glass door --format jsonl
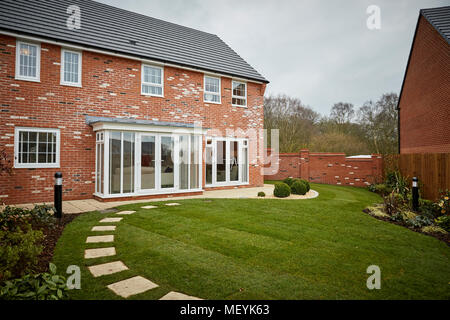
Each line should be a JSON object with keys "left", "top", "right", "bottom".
{"left": 205, "top": 137, "right": 249, "bottom": 187}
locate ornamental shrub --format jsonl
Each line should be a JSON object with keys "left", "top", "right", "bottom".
{"left": 291, "top": 180, "right": 307, "bottom": 195}
{"left": 299, "top": 179, "right": 310, "bottom": 192}
{"left": 0, "top": 223, "right": 43, "bottom": 283}
{"left": 257, "top": 191, "right": 266, "bottom": 197}
{"left": 282, "top": 177, "right": 295, "bottom": 187}
{"left": 274, "top": 183, "right": 291, "bottom": 198}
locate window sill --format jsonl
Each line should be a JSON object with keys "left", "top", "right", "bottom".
{"left": 15, "top": 76, "right": 40, "bottom": 83}
{"left": 14, "top": 164, "right": 60, "bottom": 169}
{"left": 204, "top": 100, "right": 222, "bottom": 105}
{"left": 232, "top": 104, "right": 247, "bottom": 108}
{"left": 141, "top": 93, "right": 164, "bottom": 98}
{"left": 60, "top": 82, "right": 82, "bottom": 88}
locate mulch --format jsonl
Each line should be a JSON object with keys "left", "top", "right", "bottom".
{"left": 362, "top": 209, "right": 450, "bottom": 246}
{"left": 35, "top": 213, "right": 81, "bottom": 273}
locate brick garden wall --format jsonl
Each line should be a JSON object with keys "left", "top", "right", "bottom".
{"left": 0, "top": 34, "right": 266, "bottom": 204}
{"left": 265, "top": 149, "right": 383, "bottom": 187}
{"left": 399, "top": 15, "right": 450, "bottom": 153}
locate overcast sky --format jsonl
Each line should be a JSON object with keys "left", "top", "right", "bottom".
{"left": 98, "top": 0, "right": 447, "bottom": 115}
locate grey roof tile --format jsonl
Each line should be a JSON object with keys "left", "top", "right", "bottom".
{"left": 0, "top": 0, "right": 268, "bottom": 83}
{"left": 421, "top": 6, "right": 450, "bottom": 44}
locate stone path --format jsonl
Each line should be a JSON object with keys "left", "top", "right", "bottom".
{"left": 83, "top": 206, "right": 203, "bottom": 300}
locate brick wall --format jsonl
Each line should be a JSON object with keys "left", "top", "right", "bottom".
{"left": 0, "top": 34, "right": 266, "bottom": 204}
{"left": 399, "top": 16, "right": 450, "bottom": 153}
{"left": 265, "top": 149, "right": 383, "bottom": 187}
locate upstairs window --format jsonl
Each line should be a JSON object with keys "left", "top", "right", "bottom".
{"left": 15, "top": 41, "right": 40, "bottom": 82}
{"left": 204, "top": 75, "right": 221, "bottom": 103}
{"left": 14, "top": 127, "right": 60, "bottom": 168}
{"left": 142, "top": 64, "right": 163, "bottom": 96}
{"left": 232, "top": 81, "right": 247, "bottom": 107}
{"left": 61, "top": 49, "right": 82, "bottom": 86}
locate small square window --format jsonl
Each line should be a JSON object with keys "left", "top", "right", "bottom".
{"left": 14, "top": 128, "right": 60, "bottom": 168}
{"left": 61, "top": 49, "right": 82, "bottom": 87}
{"left": 204, "top": 76, "right": 221, "bottom": 104}
{"left": 15, "top": 41, "right": 40, "bottom": 82}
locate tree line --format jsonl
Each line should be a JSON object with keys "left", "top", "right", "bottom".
{"left": 264, "top": 92, "right": 398, "bottom": 155}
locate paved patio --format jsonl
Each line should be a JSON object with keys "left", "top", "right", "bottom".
{"left": 9, "top": 184, "right": 318, "bottom": 214}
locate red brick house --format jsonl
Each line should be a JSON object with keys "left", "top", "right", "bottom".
{"left": 397, "top": 6, "right": 450, "bottom": 153}
{"left": 0, "top": 0, "right": 269, "bottom": 205}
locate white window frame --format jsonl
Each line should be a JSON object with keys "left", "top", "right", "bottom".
{"left": 60, "top": 48, "right": 82, "bottom": 87}
{"left": 203, "top": 75, "right": 221, "bottom": 104}
{"left": 232, "top": 80, "right": 247, "bottom": 107}
{"left": 141, "top": 64, "right": 164, "bottom": 97}
{"left": 15, "top": 40, "right": 41, "bottom": 82}
{"left": 14, "top": 127, "right": 60, "bottom": 169}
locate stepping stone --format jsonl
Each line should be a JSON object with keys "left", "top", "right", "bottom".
{"left": 116, "top": 210, "right": 135, "bottom": 215}
{"left": 88, "top": 261, "right": 129, "bottom": 277}
{"left": 100, "top": 208, "right": 118, "bottom": 214}
{"left": 86, "top": 235, "right": 114, "bottom": 243}
{"left": 159, "top": 291, "right": 203, "bottom": 300}
{"left": 92, "top": 225, "right": 116, "bottom": 231}
{"left": 100, "top": 217, "right": 122, "bottom": 223}
{"left": 107, "top": 276, "right": 158, "bottom": 298}
{"left": 84, "top": 247, "right": 116, "bottom": 259}
{"left": 165, "top": 203, "right": 180, "bottom": 206}
{"left": 141, "top": 205, "right": 158, "bottom": 209}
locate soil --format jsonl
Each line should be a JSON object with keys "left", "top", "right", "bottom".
{"left": 36, "top": 213, "right": 81, "bottom": 273}
{"left": 363, "top": 209, "right": 450, "bottom": 246}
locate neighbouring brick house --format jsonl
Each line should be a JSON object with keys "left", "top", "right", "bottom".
{"left": 397, "top": 6, "right": 450, "bottom": 154}
{"left": 0, "top": 0, "right": 269, "bottom": 205}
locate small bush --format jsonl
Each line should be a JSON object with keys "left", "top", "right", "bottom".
{"left": 0, "top": 205, "right": 56, "bottom": 232}
{"left": 405, "top": 215, "right": 433, "bottom": 228}
{"left": 419, "top": 199, "right": 439, "bottom": 218}
{"left": 274, "top": 183, "right": 291, "bottom": 198}
{"left": 0, "top": 223, "right": 44, "bottom": 282}
{"left": 291, "top": 180, "right": 307, "bottom": 195}
{"left": 0, "top": 263, "right": 68, "bottom": 300}
{"left": 383, "top": 192, "right": 407, "bottom": 216}
{"left": 299, "top": 179, "right": 310, "bottom": 192}
{"left": 435, "top": 190, "right": 449, "bottom": 216}
{"left": 435, "top": 215, "right": 450, "bottom": 232}
{"left": 421, "top": 225, "right": 448, "bottom": 235}
{"left": 282, "top": 177, "right": 295, "bottom": 187}
{"left": 257, "top": 191, "right": 265, "bottom": 197}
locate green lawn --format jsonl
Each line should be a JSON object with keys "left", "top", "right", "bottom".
{"left": 52, "top": 183, "right": 450, "bottom": 299}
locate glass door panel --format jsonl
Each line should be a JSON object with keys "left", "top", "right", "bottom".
{"left": 161, "top": 136, "right": 174, "bottom": 189}
{"left": 230, "top": 141, "right": 239, "bottom": 181}
{"left": 109, "top": 132, "right": 121, "bottom": 194}
{"left": 123, "top": 133, "right": 135, "bottom": 193}
{"left": 141, "top": 135, "right": 156, "bottom": 190}
{"left": 179, "top": 135, "right": 189, "bottom": 190}
{"left": 216, "top": 140, "right": 226, "bottom": 182}
{"left": 190, "top": 136, "right": 200, "bottom": 189}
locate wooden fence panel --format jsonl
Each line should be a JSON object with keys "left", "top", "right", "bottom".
{"left": 384, "top": 153, "right": 450, "bottom": 200}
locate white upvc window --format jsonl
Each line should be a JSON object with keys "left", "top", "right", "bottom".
{"left": 232, "top": 80, "right": 247, "bottom": 107}
{"left": 204, "top": 75, "right": 221, "bottom": 104}
{"left": 141, "top": 64, "right": 164, "bottom": 97}
{"left": 14, "top": 127, "right": 60, "bottom": 168}
{"left": 61, "top": 49, "right": 82, "bottom": 87}
{"left": 15, "top": 41, "right": 40, "bottom": 82}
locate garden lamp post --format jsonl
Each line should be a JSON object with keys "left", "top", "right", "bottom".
{"left": 412, "top": 177, "right": 419, "bottom": 211}
{"left": 54, "top": 172, "right": 63, "bottom": 219}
